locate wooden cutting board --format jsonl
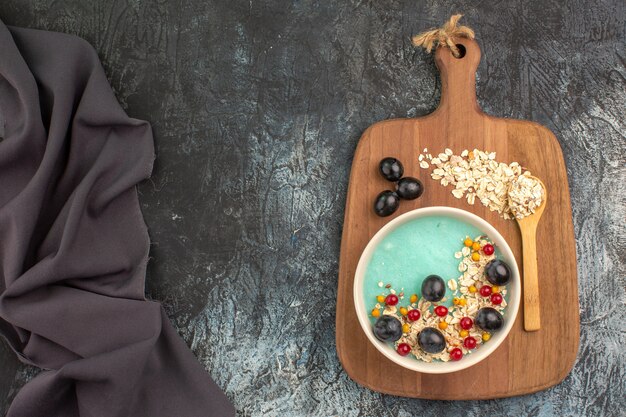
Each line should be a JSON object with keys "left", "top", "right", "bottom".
{"left": 336, "top": 38, "right": 579, "bottom": 399}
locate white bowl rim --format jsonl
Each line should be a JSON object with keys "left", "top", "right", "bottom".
{"left": 353, "top": 206, "right": 520, "bottom": 374}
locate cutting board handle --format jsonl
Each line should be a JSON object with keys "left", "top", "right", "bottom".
{"left": 433, "top": 38, "right": 482, "bottom": 119}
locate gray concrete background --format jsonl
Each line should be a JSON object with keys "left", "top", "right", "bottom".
{"left": 0, "top": 1, "right": 624, "bottom": 416}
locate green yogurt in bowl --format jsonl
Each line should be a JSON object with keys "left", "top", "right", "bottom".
{"left": 364, "top": 215, "right": 488, "bottom": 315}
{"left": 353, "top": 206, "right": 521, "bottom": 374}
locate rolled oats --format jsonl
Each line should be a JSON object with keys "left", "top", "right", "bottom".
{"left": 509, "top": 174, "right": 545, "bottom": 219}
{"left": 418, "top": 148, "right": 545, "bottom": 219}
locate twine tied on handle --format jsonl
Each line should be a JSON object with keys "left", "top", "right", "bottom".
{"left": 412, "top": 14, "right": 475, "bottom": 58}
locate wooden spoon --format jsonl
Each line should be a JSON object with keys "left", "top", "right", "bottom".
{"left": 510, "top": 176, "right": 547, "bottom": 332}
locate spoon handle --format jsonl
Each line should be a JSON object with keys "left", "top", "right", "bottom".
{"left": 521, "top": 225, "right": 541, "bottom": 331}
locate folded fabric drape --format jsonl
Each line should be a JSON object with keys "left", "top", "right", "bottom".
{"left": 0, "top": 20, "right": 235, "bottom": 417}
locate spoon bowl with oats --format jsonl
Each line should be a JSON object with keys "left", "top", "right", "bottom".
{"left": 508, "top": 174, "right": 547, "bottom": 332}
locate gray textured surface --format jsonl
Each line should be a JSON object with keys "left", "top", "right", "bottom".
{"left": 0, "top": 1, "right": 624, "bottom": 416}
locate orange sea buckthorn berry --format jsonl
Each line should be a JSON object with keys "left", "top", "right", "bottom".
{"left": 482, "top": 333, "right": 491, "bottom": 342}
{"left": 492, "top": 286, "right": 500, "bottom": 294}
{"left": 472, "top": 242, "right": 481, "bottom": 251}
{"left": 438, "top": 321, "right": 448, "bottom": 330}
{"left": 468, "top": 285, "right": 477, "bottom": 293}
{"left": 453, "top": 297, "right": 461, "bottom": 306}
{"left": 399, "top": 307, "right": 408, "bottom": 316}
{"left": 471, "top": 252, "right": 481, "bottom": 262}
{"left": 410, "top": 294, "right": 418, "bottom": 303}
{"left": 459, "top": 329, "right": 469, "bottom": 338}
{"left": 464, "top": 238, "right": 474, "bottom": 247}
{"left": 458, "top": 298, "right": 467, "bottom": 306}
{"left": 402, "top": 323, "right": 411, "bottom": 333}
{"left": 376, "top": 295, "right": 385, "bottom": 303}
{"left": 371, "top": 309, "right": 381, "bottom": 318}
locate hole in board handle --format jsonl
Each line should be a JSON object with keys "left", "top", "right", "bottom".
{"left": 454, "top": 44, "right": 466, "bottom": 59}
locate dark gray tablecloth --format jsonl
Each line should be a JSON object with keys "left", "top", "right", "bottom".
{"left": 0, "top": 19, "right": 234, "bottom": 417}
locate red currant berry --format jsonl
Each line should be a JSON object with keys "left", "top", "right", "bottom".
{"left": 434, "top": 305, "right": 449, "bottom": 317}
{"left": 463, "top": 336, "right": 477, "bottom": 349}
{"left": 450, "top": 348, "right": 463, "bottom": 361}
{"left": 407, "top": 309, "right": 421, "bottom": 322}
{"left": 460, "top": 317, "right": 473, "bottom": 330}
{"left": 385, "top": 294, "right": 399, "bottom": 306}
{"left": 397, "top": 343, "right": 411, "bottom": 356}
{"left": 491, "top": 293, "right": 503, "bottom": 305}
{"left": 479, "top": 285, "right": 492, "bottom": 297}
{"left": 482, "top": 244, "right": 495, "bottom": 256}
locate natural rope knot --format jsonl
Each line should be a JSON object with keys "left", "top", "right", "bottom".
{"left": 412, "top": 14, "right": 475, "bottom": 58}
